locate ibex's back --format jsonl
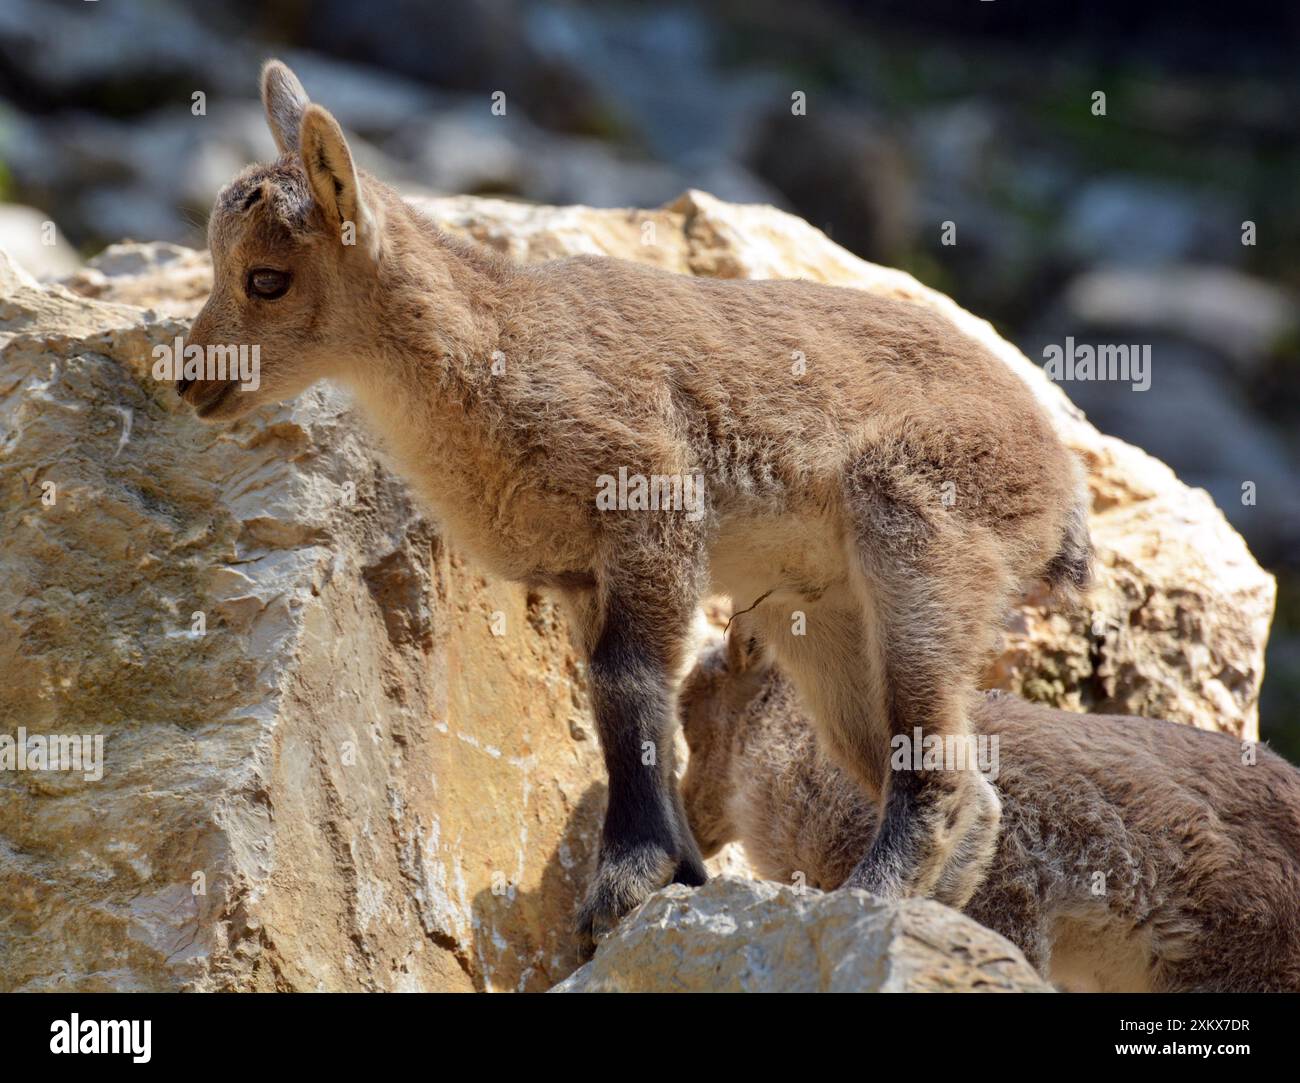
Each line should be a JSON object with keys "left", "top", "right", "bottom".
{"left": 525, "top": 257, "right": 1079, "bottom": 549}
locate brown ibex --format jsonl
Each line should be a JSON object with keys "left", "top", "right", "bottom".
{"left": 181, "top": 60, "right": 1091, "bottom": 946}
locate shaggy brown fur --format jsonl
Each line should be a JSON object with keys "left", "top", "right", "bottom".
{"left": 680, "top": 634, "right": 1300, "bottom": 991}
{"left": 182, "top": 60, "right": 1090, "bottom": 946}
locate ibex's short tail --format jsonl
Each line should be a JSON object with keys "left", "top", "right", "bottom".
{"left": 1044, "top": 493, "right": 1093, "bottom": 604}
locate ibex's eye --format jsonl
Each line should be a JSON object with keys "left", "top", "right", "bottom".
{"left": 246, "top": 268, "right": 290, "bottom": 300}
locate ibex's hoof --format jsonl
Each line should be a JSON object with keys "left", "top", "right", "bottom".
{"left": 575, "top": 903, "right": 619, "bottom": 958}
{"left": 841, "top": 860, "right": 906, "bottom": 902}
{"left": 671, "top": 854, "right": 709, "bottom": 887}
{"left": 842, "top": 769, "right": 1002, "bottom": 906}
{"left": 576, "top": 843, "right": 678, "bottom": 956}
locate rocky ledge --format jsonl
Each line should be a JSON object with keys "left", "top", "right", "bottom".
{"left": 553, "top": 877, "right": 1050, "bottom": 993}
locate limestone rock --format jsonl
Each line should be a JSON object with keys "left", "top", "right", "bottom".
{"left": 552, "top": 877, "right": 1050, "bottom": 993}
{"left": 0, "top": 250, "right": 604, "bottom": 991}
{"left": 61, "top": 242, "right": 214, "bottom": 319}
{"left": 0, "top": 204, "right": 82, "bottom": 281}
{"left": 0, "top": 187, "right": 1274, "bottom": 993}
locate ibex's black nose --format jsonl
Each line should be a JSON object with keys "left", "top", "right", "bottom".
{"left": 177, "top": 378, "right": 193, "bottom": 396}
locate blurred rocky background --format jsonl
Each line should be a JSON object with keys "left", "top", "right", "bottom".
{"left": 1, "top": 0, "right": 1296, "bottom": 758}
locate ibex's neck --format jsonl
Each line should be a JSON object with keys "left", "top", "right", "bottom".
{"left": 378, "top": 199, "right": 516, "bottom": 363}
{"left": 344, "top": 195, "right": 525, "bottom": 528}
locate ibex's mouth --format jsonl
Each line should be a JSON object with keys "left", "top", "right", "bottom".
{"left": 194, "top": 381, "right": 237, "bottom": 418}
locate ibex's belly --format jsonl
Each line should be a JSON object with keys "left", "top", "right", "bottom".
{"left": 708, "top": 508, "right": 848, "bottom": 610}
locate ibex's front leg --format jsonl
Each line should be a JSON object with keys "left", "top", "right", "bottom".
{"left": 570, "top": 545, "right": 707, "bottom": 950}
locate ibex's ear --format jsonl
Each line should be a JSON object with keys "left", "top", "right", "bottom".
{"left": 299, "top": 103, "right": 380, "bottom": 256}
{"left": 260, "top": 59, "right": 310, "bottom": 156}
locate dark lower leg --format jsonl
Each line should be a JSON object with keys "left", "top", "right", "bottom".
{"left": 577, "top": 586, "right": 702, "bottom": 945}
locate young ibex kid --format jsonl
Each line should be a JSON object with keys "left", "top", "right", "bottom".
{"left": 680, "top": 633, "right": 1300, "bottom": 991}
{"left": 181, "top": 60, "right": 1091, "bottom": 945}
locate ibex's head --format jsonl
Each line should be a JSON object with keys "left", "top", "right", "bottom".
{"left": 678, "top": 623, "right": 771, "bottom": 857}
{"left": 181, "top": 60, "right": 385, "bottom": 421}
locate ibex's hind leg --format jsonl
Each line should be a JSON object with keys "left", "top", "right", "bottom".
{"left": 836, "top": 469, "right": 1009, "bottom": 904}
{"left": 752, "top": 585, "right": 997, "bottom": 909}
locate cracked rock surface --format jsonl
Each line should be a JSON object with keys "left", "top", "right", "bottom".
{"left": 553, "top": 877, "right": 1051, "bottom": 993}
